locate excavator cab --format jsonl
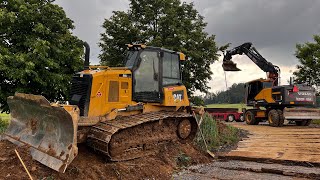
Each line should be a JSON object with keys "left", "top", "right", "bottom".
{"left": 245, "top": 79, "right": 273, "bottom": 105}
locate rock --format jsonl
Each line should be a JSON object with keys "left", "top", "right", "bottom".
{"left": 0, "top": 157, "right": 7, "bottom": 161}
{"left": 31, "top": 166, "right": 37, "bottom": 171}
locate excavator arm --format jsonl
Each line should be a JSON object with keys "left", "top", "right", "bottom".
{"left": 222, "top": 42, "right": 280, "bottom": 85}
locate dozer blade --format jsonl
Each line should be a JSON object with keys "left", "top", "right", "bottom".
{"left": 4, "top": 93, "right": 79, "bottom": 173}
{"left": 222, "top": 61, "right": 241, "bottom": 71}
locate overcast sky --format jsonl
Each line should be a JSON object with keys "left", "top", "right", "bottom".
{"left": 55, "top": 0, "right": 320, "bottom": 93}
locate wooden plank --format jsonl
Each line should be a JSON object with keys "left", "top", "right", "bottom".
{"left": 241, "top": 137, "right": 320, "bottom": 142}
{"left": 226, "top": 151, "right": 320, "bottom": 163}
{"left": 225, "top": 123, "right": 320, "bottom": 164}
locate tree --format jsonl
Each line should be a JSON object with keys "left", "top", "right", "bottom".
{"left": 190, "top": 96, "right": 204, "bottom": 106}
{"left": 293, "top": 35, "right": 320, "bottom": 92}
{"left": 0, "top": 0, "right": 83, "bottom": 112}
{"left": 99, "top": 0, "right": 220, "bottom": 95}
{"left": 204, "top": 83, "right": 245, "bottom": 104}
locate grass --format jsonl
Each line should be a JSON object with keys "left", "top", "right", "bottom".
{"left": 312, "top": 119, "right": 320, "bottom": 125}
{"left": 205, "top": 103, "right": 264, "bottom": 111}
{"left": 194, "top": 113, "right": 239, "bottom": 152}
{"left": 205, "top": 103, "right": 247, "bottom": 109}
{"left": 175, "top": 152, "right": 191, "bottom": 168}
{"left": 0, "top": 113, "right": 10, "bottom": 133}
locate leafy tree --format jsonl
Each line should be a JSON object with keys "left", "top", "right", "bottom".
{"left": 204, "top": 83, "right": 245, "bottom": 104}
{"left": 190, "top": 96, "right": 204, "bottom": 106}
{"left": 293, "top": 35, "right": 320, "bottom": 92}
{"left": 99, "top": 0, "right": 220, "bottom": 95}
{"left": 0, "top": 0, "right": 83, "bottom": 112}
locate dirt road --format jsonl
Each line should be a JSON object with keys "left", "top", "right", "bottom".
{"left": 175, "top": 123, "right": 320, "bottom": 179}
{"left": 174, "top": 159, "right": 320, "bottom": 179}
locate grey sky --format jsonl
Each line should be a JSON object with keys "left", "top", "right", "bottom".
{"left": 55, "top": 0, "right": 320, "bottom": 92}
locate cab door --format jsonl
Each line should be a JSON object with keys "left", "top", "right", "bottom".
{"left": 133, "top": 50, "right": 161, "bottom": 102}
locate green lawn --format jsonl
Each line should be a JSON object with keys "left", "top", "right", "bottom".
{"left": 0, "top": 113, "right": 10, "bottom": 133}
{"left": 313, "top": 119, "right": 320, "bottom": 125}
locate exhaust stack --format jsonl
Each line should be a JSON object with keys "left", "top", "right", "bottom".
{"left": 83, "top": 42, "right": 90, "bottom": 70}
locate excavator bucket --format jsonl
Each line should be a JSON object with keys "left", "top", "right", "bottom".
{"left": 4, "top": 93, "right": 79, "bottom": 173}
{"left": 222, "top": 61, "right": 241, "bottom": 71}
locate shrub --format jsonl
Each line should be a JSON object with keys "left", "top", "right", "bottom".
{"left": 195, "top": 113, "right": 239, "bottom": 151}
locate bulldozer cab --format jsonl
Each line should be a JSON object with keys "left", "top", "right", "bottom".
{"left": 124, "top": 45, "right": 184, "bottom": 103}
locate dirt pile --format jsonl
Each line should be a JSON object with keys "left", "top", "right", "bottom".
{"left": 0, "top": 140, "right": 211, "bottom": 180}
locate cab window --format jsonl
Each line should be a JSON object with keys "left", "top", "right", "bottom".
{"left": 162, "top": 52, "right": 181, "bottom": 86}
{"left": 134, "top": 51, "right": 159, "bottom": 93}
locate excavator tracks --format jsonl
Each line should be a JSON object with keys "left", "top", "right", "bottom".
{"left": 86, "top": 111, "right": 197, "bottom": 161}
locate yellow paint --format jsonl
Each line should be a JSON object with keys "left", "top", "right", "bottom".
{"left": 82, "top": 68, "right": 134, "bottom": 117}
{"left": 255, "top": 110, "right": 266, "bottom": 118}
{"left": 254, "top": 88, "right": 276, "bottom": 103}
{"left": 142, "top": 104, "right": 177, "bottom": 113}
{"left": 162, "top": 86, "right": 190, "bottom": 107}
{"left": 126, "top": 44, "right": 146, "bottom": 49}
{"left": 272, "top": 92, "right": 281, "bottom": 94}
{"left": 76, "top": 68, "right": 189, "bottom": 121}
{"left": 179, "top": 53, "right": 186, "bottom": 61}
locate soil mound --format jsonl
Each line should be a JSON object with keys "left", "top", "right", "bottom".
{"left": 0, "top": 140, "right": 211, "bottom": 180}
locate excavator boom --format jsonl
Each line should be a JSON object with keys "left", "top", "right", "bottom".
{"left": 222, "top": 42, "right": 280, "bottom": 85}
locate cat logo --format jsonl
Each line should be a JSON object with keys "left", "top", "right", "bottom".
{"left": 173, "top": 90, "right": 184, "bottom": 101}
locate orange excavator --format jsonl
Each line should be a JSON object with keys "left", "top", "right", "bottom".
{"left": 222, "top": 42, "right": 320, "bottom": 127}
{"left": 4, "top": 43, "right": 199, "bottom": 172}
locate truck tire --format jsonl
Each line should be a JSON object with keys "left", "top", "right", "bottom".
{"left": 245, "top": 110, "right": 258, "bottom": 125}
{"left": 304, "top": 119, "right": 312, "bottom": 126}
{"left": 227, "top": 114, "right": 235, "bottom": 122}
{"left": 295, "top": 120, "right": 312, "bottom": 126}
{"left": 268, "top": 109, "right": 279, "bottom": 127}
{"left": 276, "top": 109, "right": 284, "bottom": 127}
{"left": 295, "top": 120, "right": 304, "bottom": 126}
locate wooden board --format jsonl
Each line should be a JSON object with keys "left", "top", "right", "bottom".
{"left": 223, "top": 123, "right": 320, "bottom": 164}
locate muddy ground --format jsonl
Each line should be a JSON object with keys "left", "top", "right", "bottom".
{"left": 0, "top": 139, "right": 212, "bottom": 180}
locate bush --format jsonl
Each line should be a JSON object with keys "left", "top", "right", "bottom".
{"left": 175, "top": 152, "right": 191, "bottom": 168}
{"left": 312, "top": 119, "right": 320, "bottom": 125}
{"left": 0, "top": 113, "right": 10, "bottom": 133}
{"left": 194, "top": 113, "right": 239, "bottom": 151}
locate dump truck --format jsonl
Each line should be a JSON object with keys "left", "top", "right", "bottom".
{"left": 4, "top": 43, "right": 199, "bottom": 172}
{"left": 222, "top": 42, "right": 320, "bottom": 127}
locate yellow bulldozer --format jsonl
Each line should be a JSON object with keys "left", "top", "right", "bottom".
{"left": 4, "top": 43, "right": 198, "bottom": 172}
